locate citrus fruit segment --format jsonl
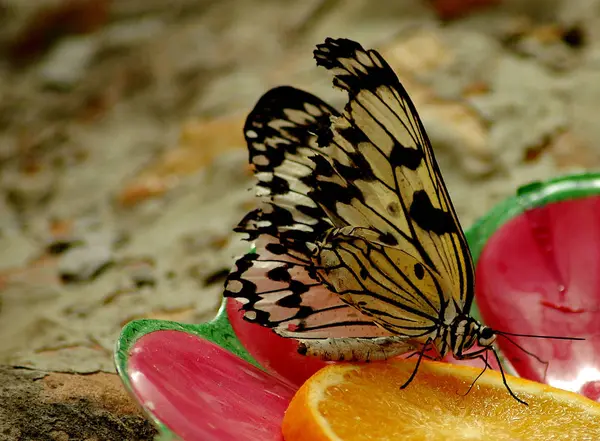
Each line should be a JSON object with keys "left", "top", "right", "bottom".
{"left": 282, "top": 360, "right": 600, "bottom": 441}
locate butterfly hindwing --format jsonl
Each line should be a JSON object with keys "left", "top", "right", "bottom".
{"left": 311, "top": 38, "right": 475, "bottom": 313}
{"left": 225, "top": 239, "right": 394, "bottom": 339}
{"left": 238, "top": 86, "right": 341, "bottom": 251}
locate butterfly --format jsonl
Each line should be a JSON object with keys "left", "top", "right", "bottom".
{"left": 224, "top": 37, "right": 580, "bottom": 405}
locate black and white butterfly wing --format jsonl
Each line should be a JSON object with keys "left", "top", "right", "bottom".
{"left": 224, "top": 87, "right": 395, "bottom": 342}
{"left": 310, "top": 38, "right": 475, "bottom": 316}
{"left": 238, "top": 86, "right": 336, "bottom": 255}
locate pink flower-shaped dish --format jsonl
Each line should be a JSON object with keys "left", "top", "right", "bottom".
{"left": 115, "top": 173, "right": 600, "bottom": 441}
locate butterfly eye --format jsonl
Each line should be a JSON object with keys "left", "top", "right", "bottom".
{"left": 480, "top": 327, "right": 494, "bottom": 341}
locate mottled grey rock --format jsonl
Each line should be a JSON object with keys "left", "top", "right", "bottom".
{"left": 59, "top": 240, "right": 113, "bottom": 283}
{"left": 39, "top": 37, "right": 100, "bottom": 89}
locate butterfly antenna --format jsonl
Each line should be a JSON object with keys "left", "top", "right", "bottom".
{"left": 492, "top": 347, "right": 528, "bottom": 406}
{"left": 494, "top": 330, "right": 584, "bottom": 341}
{"left": 495, "top": 334, "right": 552, "bottom": 381}
{"left": 494, "top": 330, "right": 582, "bottom": 382}
{"left": 496, "top": 334, "right": 547, "bottom": 365}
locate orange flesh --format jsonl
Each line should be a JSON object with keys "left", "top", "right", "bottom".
{"left": 283, "top": 361, "right": 600, "bottom": 441}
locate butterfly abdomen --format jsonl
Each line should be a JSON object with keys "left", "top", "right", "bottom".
{"left": 298, "top": 336, "right": 416, "bottom": 361}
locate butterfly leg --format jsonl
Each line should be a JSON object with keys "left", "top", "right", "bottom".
{"left": 491, "top": 347, "right": 529, "bottom": 406}
{"left": 461, "top": 350, "right": 492, "bottom": 397}
{"left": 297, "top": 336, "right": 415, "bottom": 362}
{"left": 454, "top": 345, "right": 527, "bottom": 404}
{"left": 399, "top": 339, "right": 432, "bottom": 389}
{"left": 404, "top": 350, "right": 436, "bottom": 361}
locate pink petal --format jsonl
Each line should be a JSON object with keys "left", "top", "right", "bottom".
{"left": 476, "top": 196, "right": 600, "bottom": 399}
{"left": 128, "top": 330, "right": 295, "bottom": 441}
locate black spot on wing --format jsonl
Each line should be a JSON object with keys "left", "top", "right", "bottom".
{"left": 332, "top": 159, "right": 363, "bottom": 182}
{"left": 265, "top": 242, "right": 287, "bottom": 255}
{"left": 276, "top": 293, "right": 302, "bottom": 308}
{"left": 295, "top": 160, "right": 343, "bottom": 220}
{"left": 330, "top": 151, "right": 376, "bottom": 183}
{"left": 302, "top": 155, "right": 366, "bottom": 207}
{"left": 347, "top": 151, "right": 376, "bottom": 181}
{"left": 315, "top": 115, "right": 334, "bottom": 147}
{"left": 308, "top": 179, "right": 362, "bottom": 206}
{"left": 359, "top": 267, "right": 369, "bottom": 279}
{"left": 386, "top": 202, "right": 400, "bottom": 216}
{"left": 389, "top": 142, "right": 424, "bottom": 170}
{"left": 409, "top": 190, "right": 456, "bottom": 235}
{"left": 338, "top": 124, "right": 370, "bottom": 145}
{"left": 267, "top": 265, "right": 292, "bottom": 282}
{"left": 295, "top": 204, "right": 326, "bottom": 221}
{"left": 414, "top": 263, "right": 425, "bottom": 280}
{"left": 289, "top": 279, "right": 312, "bottom": 295}
{"left": 379, "top": 232, "right": 398, "bottom": 246}
{"left": 229, "top": 253, "right": 256, "bottom": 277}
{"left": 258, "top": 175, "right": 290, "bottom": 196}
{"left": 305, "top": 154, "right": 335, "bottom": 178}
{"left": 296, "top": 306, "right": 316, "bottom": 320}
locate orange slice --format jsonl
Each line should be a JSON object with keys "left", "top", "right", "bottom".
{"left": 282, "top": 360, "right": 600, "bottom": 441}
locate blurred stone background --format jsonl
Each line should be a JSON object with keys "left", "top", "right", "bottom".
{"left": 1, "top": 0, "right": 600, "bottom": 438}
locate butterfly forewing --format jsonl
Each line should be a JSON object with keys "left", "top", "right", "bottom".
{"left": 312, "top": 38, "right": 475, "bottom": 312}
{"left": 239, "top": 86, "right": 337, "bottom": 250}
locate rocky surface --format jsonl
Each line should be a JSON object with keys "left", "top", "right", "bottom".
{"left": 0, "top": 366, "right": 155, "bottom": 440}
{"left": 1, "top": 0, "right": 600, "bottom": 438}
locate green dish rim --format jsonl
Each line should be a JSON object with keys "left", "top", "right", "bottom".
{"left": 114, "top": 172, "right": 600, "bottom": 440}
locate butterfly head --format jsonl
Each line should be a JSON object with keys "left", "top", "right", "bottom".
{"left": 477, "top": 325, "right": 497, "bottom": 348}
{"left": 466, "top": 319, "right": 497, "bottom": 350}
{"left": 452, "top": 316, "right": 497, "bottom": 354}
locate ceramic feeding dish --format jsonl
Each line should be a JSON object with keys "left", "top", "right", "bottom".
{"left": 115, "top": 173, "right": 600, "bottom": 441}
